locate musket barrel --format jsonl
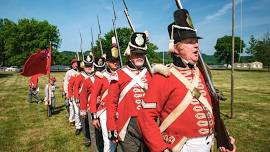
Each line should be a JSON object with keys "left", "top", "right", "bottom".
{"left": 91, "top": 28, "right": 94, "bottom": 51}
{"left": 97, "top": 15, "right": 104, "bottom": 55}
{"left": 198, "top": 52, "right": 216, "bottom": 93}
{"left": 175, "top": 0, "right": 183, "bottom": 9}
{"left": 80, "top": 32, "right": 84, "bottom": 60}
{"left": 124, "top": 10, "right": 136, "bottom": 32}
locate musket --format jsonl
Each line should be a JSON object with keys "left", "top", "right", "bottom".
{"left": 97, "top": 15, "right": 104, "bottom": 55}
{"left": 91, "top": 27, "right": 94, "bottom": 52}
{"left": 112, "top": 0, "right": 123, "bottom": 67}
{"left": 174, "top": 0, "right": 233, "bottom": 150}
{"left": 122, "top": 0, "right": 136, "bottom": 32}
{"left": 121, "top": 0, "right": 152, "bottom": 74}
{"left": 76, "top": 52, "right": 80, "bottom": 61}
{"left": 79, "top": 32, "right": 84, "bottom": 60}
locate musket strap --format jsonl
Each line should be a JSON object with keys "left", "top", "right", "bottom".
{"left": 103, "top": 72, "right": 111, "bottom": 81}
{"left": 90, "top": 76, "right": 95, "bottom": 83}
{"left": 159, "top": 89, "right": 192, "bottom": 133}
{"left": 169, "top": 67, "right": 212, "bottom": 114}
{"left": 159, "top": 67, "right": 212, "bottom": 133}
{"left": 118, "top": 68, "right": 147, "bottom": 104}
{"left": 101, "top": 89, "right": 108, "bottom": 101}
{"left": 172, "top": 136, "right": 188, "bottom": 152}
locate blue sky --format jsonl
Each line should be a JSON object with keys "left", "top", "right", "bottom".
{"left": 1, "top": 0, "right": 270, "bottom": 55}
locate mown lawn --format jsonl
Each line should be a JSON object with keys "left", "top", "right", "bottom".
{"left": 0, "top": 70, "right": 269, "bottom": 152}
{"left": 0, "top": 72, "right": 90, "bottom": 152}
{"left": 212, "top": 70, "right": 270, "bottom": 152}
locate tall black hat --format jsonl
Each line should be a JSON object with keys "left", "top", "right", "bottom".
{"left": 93, "top": 56, "right": 106, "bottom": 72}
{"left": 106, "top": 36, "right": 119, "bottom": 62}
{"left": 82, "top": 53, "right": 94, "bottom": 67}
{"left": 168, "top": 9, "right": 201, "bottom": 45}
{"left": 124, "top": 32, "right": 148, "bottom": 56}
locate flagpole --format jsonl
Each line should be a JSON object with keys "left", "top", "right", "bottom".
{"left": 231, "top": 0, "right": 235, "bottom": 119}
{"left": 47, "top": 41, "right": 52, "bottom": 116}
{"left": 48, "top": 41, "right": 52, "bottom": 83}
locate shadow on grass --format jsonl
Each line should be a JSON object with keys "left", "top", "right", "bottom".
{"left": 221, "top": 112, "right": 231, "bottom": 119}
{"left": 53, "top": 104, "right": 66, "bottom": 115}
{"left": 0, "top": 73, "right": 14, "bottom": 78}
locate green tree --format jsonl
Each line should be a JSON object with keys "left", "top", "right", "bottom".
{"left": 0, "top": 18, "right": 16, "bottom": 66}
{"left": 247, "top": 32, "right": 270, "bottom": 70}
{"left": 90, "top": 27, "right": 160, "bottom": 64}
{"left": 54, "top": 51, "right": 76, "bottom": 65}
{"left": 246, "top": 35, "right": 257, "bottom": 55}
{"left": 214, "top": 35, "right": 245, "bottom": 67}
{"left": 0, "top": 18, "right": 61, "bottom": 66}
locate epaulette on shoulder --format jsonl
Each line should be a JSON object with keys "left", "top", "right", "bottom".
{"left": 95, "top": 71, "right": 104, "bottom": 78}
{"left": 152, "top": 64, "right": 170, "bottom": 77}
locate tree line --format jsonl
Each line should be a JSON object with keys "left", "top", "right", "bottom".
{"left": 214, "top": 34, "right": 270, "bottom": 69}
{"left": 1, "top": 18, "right": 269, "bottom": 68}
{"left": 0, "top": 18, "right": 161, "bottom": 66}
{"left": 0, "top": 18, "right": 61, "bottom": 66}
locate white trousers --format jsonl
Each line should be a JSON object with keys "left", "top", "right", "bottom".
{"left": 99, "top": 111, "right": 116, "bottom": 152}
{"left": 180, "top": 135, "right": 214, "bottom": 152}
{"left": 69, "top": 99, "right": 81, "bottom": 129}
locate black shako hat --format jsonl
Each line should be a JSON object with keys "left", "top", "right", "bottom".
{"left": 93, "top": 56, "right": 106, "bottom": 72}
{"left": 83, "top": 53, "right": 94, "bottom": 67}
{"left": 106, "top": 36, "right": 119, "bottom": 62}
{"left": 124, "top": 32, "right": 147, "bottom": 56}
{"left": 168, "top": 9, "right": 201, "bottom": 44}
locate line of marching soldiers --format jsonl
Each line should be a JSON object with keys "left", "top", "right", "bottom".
{"left": 61, "top": 9, "right": 236, "bottom": 152}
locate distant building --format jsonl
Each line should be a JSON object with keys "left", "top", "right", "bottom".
{"left": 234, "top": 61, "right": 263, "bottom": 69}
{"left": 250, "top": 61, "right": 263, "bottom": 69}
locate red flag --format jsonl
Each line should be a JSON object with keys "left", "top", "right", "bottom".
{"left": 21, "top": 49, "right": 51, "bottom": 77}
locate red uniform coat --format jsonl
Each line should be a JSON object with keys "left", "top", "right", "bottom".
{"left": 29, "top": 75, "right": 39, "bottom": 88}
{"left": 137, "top": 65, "right": 214, "bottom": 152}
{"left": 106, "top": 66, "right": 152, "bottom": 141}
{"left": 79, "top": 76, "right": 95, "bottom": 111}
{"left": 89, "top": 71, "right": 111, "bottom": 116}
{"left": 67, "top": 75, "right": 77, "bottom": 99}
{"left": 74, "top": 72, "right": 93, "bottom": 100}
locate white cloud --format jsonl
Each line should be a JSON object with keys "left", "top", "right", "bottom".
{"left": 200, "top": 0, "right": 242, "bottom": 25}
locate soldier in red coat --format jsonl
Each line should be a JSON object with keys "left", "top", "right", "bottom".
{"left": 67, "top": 59, "right": 82, "bottom": 134}
{"left": 89, "top": 37, "right": 120, "bottom": 152}
{"left": 80, "top": 55, "right": 106, "bottom": 151}
{"left": 73, "top": 54, "right": 94, "bottom": 146}
{"left": 106, "top": 32, "right": 152, "bottom": 152}
{"left": 137, "top": 9, "right": 236, "bottom": 152}
{"left": 28, "top": 74, "right": 41, "bottom": 103}
{"left": 63, "top": 58, "right": 78, "bottom": 125}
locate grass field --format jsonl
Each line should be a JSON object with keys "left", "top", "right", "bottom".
{"left": 0, "top": 70, "right": 269, "bottom": 152}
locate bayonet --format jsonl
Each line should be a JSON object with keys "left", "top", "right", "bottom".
{"left": 79, "top": 32, "right": 84, "bottom": 60}
{"left": 97, "top": 15, "right": 103, "bottom": 55}
{"left": 91, "top": 27, "right": 94, "bottom": 52}
{"left": 122, "top": 0, "right": 136, "bottom": 32}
